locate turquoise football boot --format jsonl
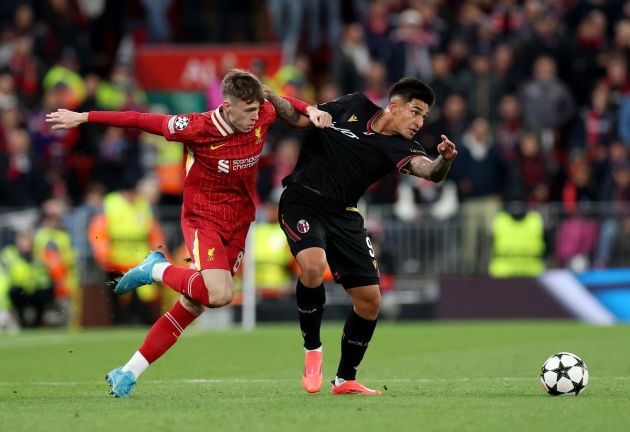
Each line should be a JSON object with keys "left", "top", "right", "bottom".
{"left": 114, "top": 250, "right": 168, "bottom": 295}
{"left": 106, "top": 367, "right": 136, "bottom": 398}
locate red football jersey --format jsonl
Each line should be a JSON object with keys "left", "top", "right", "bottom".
{"left": 161, "top": 101, "right": 277, "bottom": 231}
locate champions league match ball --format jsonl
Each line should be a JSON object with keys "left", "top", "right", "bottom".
{"left": 540, "top": 352, "right": 589, "bottom": 396}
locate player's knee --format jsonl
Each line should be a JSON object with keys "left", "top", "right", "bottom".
{"left": 355, "top": 294, "right": 381, "bottom": 320}
{"left": 210, "top": 290, "right": 233, "bottom": 308}
{"left": 205, "top": 282, "right": 234, "bottom": 308}
{"left": 299, "top": 261, "right": 327, "bottom": 286}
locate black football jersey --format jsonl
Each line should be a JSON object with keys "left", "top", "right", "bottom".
{"left": 282, "top": 93, "right": 428, "bottom": 206}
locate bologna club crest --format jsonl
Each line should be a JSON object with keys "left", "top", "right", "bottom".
{"left": 297, "top": 219, "right": 310, "bottom": 234}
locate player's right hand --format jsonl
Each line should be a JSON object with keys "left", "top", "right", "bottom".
{"left": 45, "top": 109, "right": 88, "bottom": 130}
{"left": 306, "top": 106, "right": 332, "bottom": 129}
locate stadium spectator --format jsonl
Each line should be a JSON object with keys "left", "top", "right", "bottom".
{"left": 450, "top": 117, "right": 506, "bottom": 273}
{"left": 0, "top": 262, "right": 19, "bottom": 333}
{"left": 494, "top": 93, "right": 527, "bottom": 163}
{"left": 257, "top": 136, "right": 301, "bottom": 204}
{"left": 362, "top": 60, "right": 389, "bottom": 107}
{"left": 95, "top": 63, "right": 147, "bottom": 112}
{"left": 421, "top": 93, "right": 468, "bottom": 157}
{"left": 594, "top": 160, "right": 630, "bottom": 268}
{"left": 489, "top": 200, "right": 546, "bottom": 278}
{"left": 7, "top": 35, "right": 42, "bottom": 109}
{"left": 87, "top": 179, "right": 166, "bottom": 325}
{"left": 426, "top": 52, "right": 459, "bottom": 117}
{"left": 555, "top": 153, "right": 600, "bottom": 270}
{"left": 563, "top": 10, "right": 609, "bottom": 107}
{"left": 253, "top": 201, "right": 295, "bottom": 297}
{"left": 570, "top": 82, "right": 617, "bottom": 187}
{"left": 46, "top": 69, "right": 331, "bottom": 398}
{"left": 1, "top": 229, "right": 54, "bottom": 327}
{"left": 618, "top": 93, "right": 630, "bottom": 145}
{"left": 66, "top": 182, "right": 105, "bottom": 278}
{"left": 362, "top": 0, "right": 393, "bottom": 63}
{"left": 34, "top": 198, "right": 78, "bottom": 327}
{"left": 304, "top": 0, "right": 341, "bottom": 53}
{"left": 267, "top": 0, "right": 304, "bottom": 65}
{"left": 519, "top": 55, "right": 576, "bottom": 133}
{"left": 138, "top": 0, "right": 173, "bottom": 44}
{"left": 0, "top": 128, "right": 51, "bottom": 207}
{"left": 332, "top": 23, "right": 370, "bottom": 95}
{"left": 504, "top": 132, "right": 552, "bottom": 205}
{"left": 601, "top": 51, "right": 630, "bottom": 111}
{"left": 387, "top": 8, "right": 433, "bottom": 83}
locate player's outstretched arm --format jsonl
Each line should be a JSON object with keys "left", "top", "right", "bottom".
{"left": 263, "top": 87, "right": 332, "bottom": 129}
{"left": 408, "top": 134, "right": 458, "bottom": 182}
{"left": 46, "top": 109, "right": 88, "bottom": 130}
{"left": 46, "top": 109, "right": 168, "bottom": 135}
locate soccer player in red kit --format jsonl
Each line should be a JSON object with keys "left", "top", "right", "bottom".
{"left": 46, "top": 69, "right": 332, "bottom": 397}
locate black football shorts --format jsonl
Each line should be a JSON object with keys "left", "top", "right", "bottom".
{"left": 278, "top": 184, "right": 380, "bottom": 289}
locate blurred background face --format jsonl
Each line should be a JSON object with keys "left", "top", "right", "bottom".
{"left": 493, "top": 44, "right": 514, "bottom": 74}
{"left": 431, "top": 53, "right": 451, "bottom": 78}
{"left": 470, "top": 117, "right": 490, "bottom": 142}
{"left": 533, "top": 56, "right": 556, "bottom": 81}
{"left": 443, "top": 94, "right": 466, "bottom": 121}
{"left": 591, "top": 84, "right": 610, "bottom": 111}
{"left": 613, "top": 167, "right": 630, "bottom": 188}
{"left": 607, "top": 57, "right": 627, "bottom": 84}
{"left": 8, "top": 129, "right": 30, "bottom": 155}
{"left": 15, "top": 230, "right": 34, "bottom": 253}
{"left": 519, "top": 133, "right": 540, "bottom": 157}
{"left": 498, "top": 95, "right": 520, "bottom": 120}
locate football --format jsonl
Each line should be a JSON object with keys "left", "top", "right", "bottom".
{"left": 540, "top": 352, "right": 589, "bottom": 396}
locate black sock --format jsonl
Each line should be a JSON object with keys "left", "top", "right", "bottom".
{"left": 296, "top": 279, "right": 326, "bottom": 350}
{"left": 336, "top": 310, "right": 377, "bottom": 381}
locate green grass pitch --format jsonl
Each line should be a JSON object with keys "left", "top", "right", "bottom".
{"left": 1, "top": 321, "right": 629, "bottom": 432}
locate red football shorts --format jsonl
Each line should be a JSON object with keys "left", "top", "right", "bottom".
{"left": 181, "top": 224, "right": 248, "bottom": 275}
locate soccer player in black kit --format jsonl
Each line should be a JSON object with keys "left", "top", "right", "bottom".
{"left": 265, "top": 78, "right": 458, "bottom": 395}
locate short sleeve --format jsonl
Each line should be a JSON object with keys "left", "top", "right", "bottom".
{"left": 384, "top": 140, "right": 428, "bottom": 174}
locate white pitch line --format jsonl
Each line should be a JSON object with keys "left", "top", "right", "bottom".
{"left": 0, "top": 376, "right": 628, "bottom": 386}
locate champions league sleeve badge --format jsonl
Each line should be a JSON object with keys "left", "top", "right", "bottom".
{"left": 174, "top": 115, "right": 190, "bottom": 130}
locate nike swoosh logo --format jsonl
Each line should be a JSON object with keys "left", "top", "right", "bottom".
{"left": 210, "top": 144, "right": 225, "bottom": 150}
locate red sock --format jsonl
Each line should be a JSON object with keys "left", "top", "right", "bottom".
{"left": 139, "top": 301, "right": 196, "bottom": 363}
{"left": 162, "top": 266, "right": 210, "bottom": 306}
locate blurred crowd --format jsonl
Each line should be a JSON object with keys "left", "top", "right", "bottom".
{"left": 1, "top": 0, "right": 630, "bottom": 328}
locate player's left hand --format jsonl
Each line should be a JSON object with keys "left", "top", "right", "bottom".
{"left": 437, "top": 134, "right": 458, "bottom": 161}
{"left": 306, "top": 106, "right": 332, "bottom": 128}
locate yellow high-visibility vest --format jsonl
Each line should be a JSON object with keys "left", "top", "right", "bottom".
{"left": 0, "top": 245, "right": 51, "bottom": 294}
{"left": 489, "top": 210, "right": 546, "bottom": 277}
{"left": 0, "top": 266, "right": 11, "bottom": 311}
{"left": 103, "top": 192, "right": 154, "bottom": 268}
{"left": 254, "top": 223, "right": 293, "bottom": 291}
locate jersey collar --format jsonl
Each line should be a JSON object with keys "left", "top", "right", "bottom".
{"left": 367, "top": 109, "right": 384, "bottom": 133}
{"left": 211, "top": 108, "right": 235, "bottom": 136}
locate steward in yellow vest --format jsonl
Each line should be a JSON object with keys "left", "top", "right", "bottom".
{"left": 1, "top": 230, "right": 54, "bottom": 327}
{"left": 489, "top": 205, "right": 546, "bottom": 278}
{"left": 254, "top": 222, "right": 294, "bottom": 297}
{"left": 88, "top": 188, "right": 166, "bottom": 323}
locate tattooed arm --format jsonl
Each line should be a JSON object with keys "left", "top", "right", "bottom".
{"left": 407, "top": 134, "right": 458, "bottom": 182}
{"left": 263, "top": 87, "right": 332, "bottom": 128}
